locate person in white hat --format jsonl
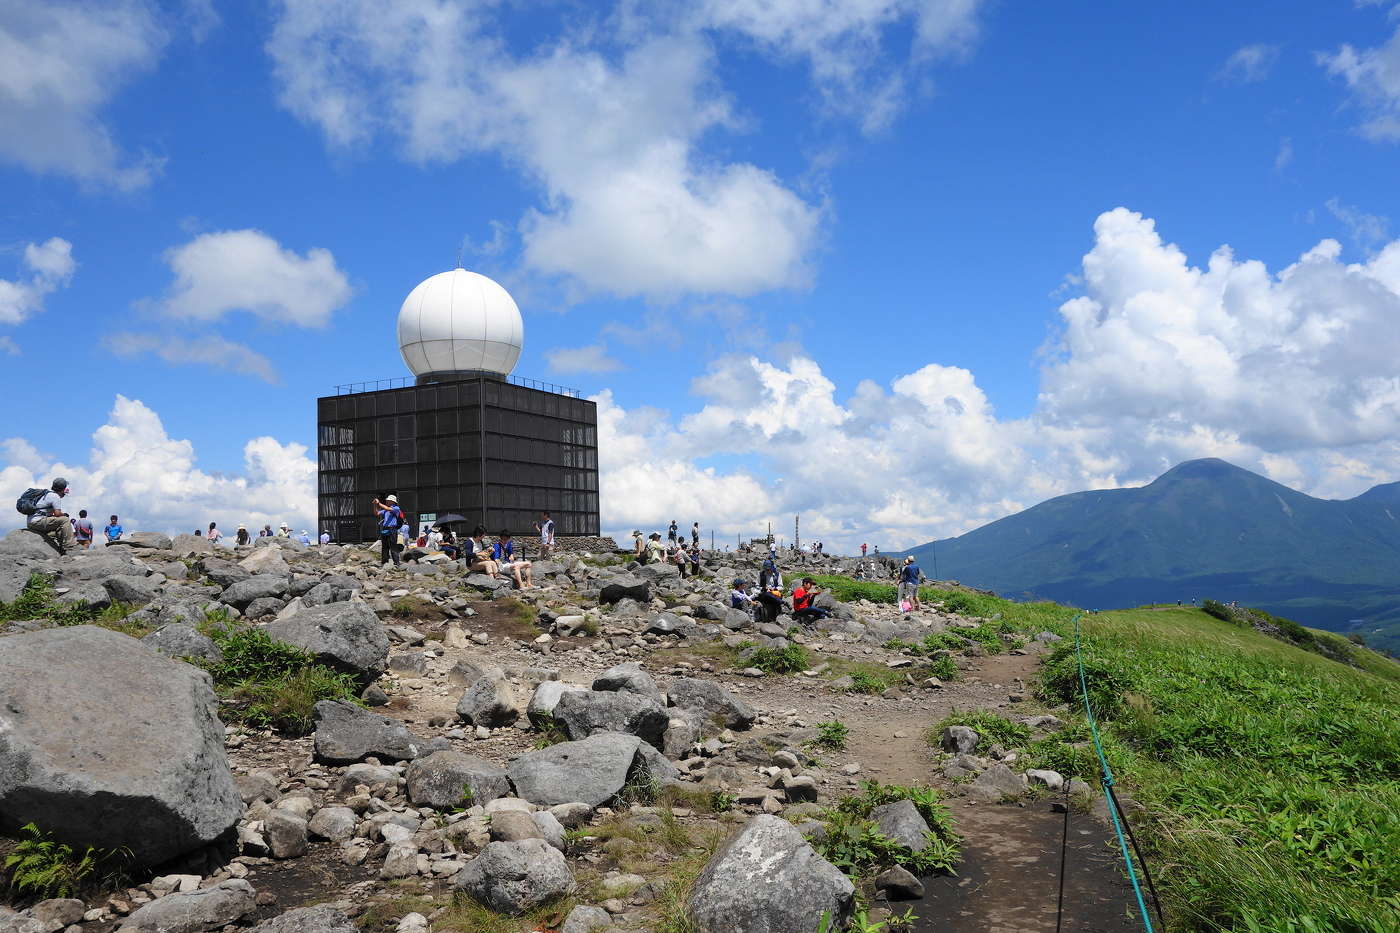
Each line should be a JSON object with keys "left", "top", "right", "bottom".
{"left": 372, "top": 494, "right": 405, "bottom": 566}
{"left": 276, "top": 521, "right": 292, "bottom": 538}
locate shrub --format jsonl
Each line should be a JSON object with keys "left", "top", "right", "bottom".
{"left": 742, "top": 645, "right": 809, "bottom": 674}
{"left": 810, "top": 720, "right": 850, "bottom": 751}
{"left": 0, "top": 574, "right": 142, "bottom": 635}
{"left": 4, "top": 823, "right": 114, "bottom": 899}
{"left": 1201, "top": 599, "right": 1233, "bottom": 621}
{"left": 931, "top": 711, "right": 1031, "bottom": 749}
{"left": 815, "top": 781, "right": 961, "bottom": 879}
{"left": 1038, "top": 643, "right": 1133, "bottom": 719}
{"left": 924, "top": 655, "right": 959, "bottom": 681}
{"left": 847, "top": 671, "right": 890, "bottom": 694}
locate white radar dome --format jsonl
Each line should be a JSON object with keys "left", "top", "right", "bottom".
{"left": 397, "top": 268, "right": 524, "bottom": 379}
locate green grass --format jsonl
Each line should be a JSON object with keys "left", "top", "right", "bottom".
{"left": 810, "top": 720, "right": 850, "bottom": 751}
{"left": 930, "top": 710, "right": 1031, "bottom": 749}
{"left": 810, "top": 575, "right": 1079, "bottom": 637}
{"left": 1038, "top": 606, "right": 1400, "bottom": 931}
{"left": 740, "top": 644, "right": 810, "bottom": 674}
{"left": 814, "top": 781, "right": 961, "bottom": 883}
{"left": 0, "top": 573, "right": 145, "bottom": 636}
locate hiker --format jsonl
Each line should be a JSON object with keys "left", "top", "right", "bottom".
{"left": 440, "top": 527, "right": 459, "bottom": 560}
{"left": 319, "top": 529, "right": 331, "bottom": 545}
{"left": 792, "top": 577, "right": 832, "bottom": 624}
{"left": 758, "top": 556, "right": 783, "bottom": 592}
{"left": 465, "top": 526, "right": 499, "bottom": 576}
{"left": 730, "top": 579, "right": 753, "bottom": 611}
{"left": 754, "top": 582, "right": 784, "bottom": 625}
{"left": 193, "top": 529, "right": 202, "bottom": 537}
{"left": 898, "top": 556, "right": 923, "bottom": 610}
{"left": 668, "top": 520, "right": 678, "bottom": 543}
{"left": 691, "top": 522, "right": 700, "bottom": 548}
{"left": 207, "top": 522, "right": 222, "bottom": 545}
{"left": 492, "top": 530, "right": 534, "bottom": 588}
{"left": 670, "top": 538, "right": 690, "bottom": 577}
{"left": 372, "top": 495, "right": 405, "bottom": 566}
{"left": 861, "top": 542, "right": 867, "bottom": 557}
{"left": 276, "top": 522, "right": 291, "bottom": 538}
{"left": 258, "top": 524, "right": 273, "bottom": 537}
{"left": 535, "top": 511, "right": 556, "bottom": 557}
{"left": 632, "top": 530, "right": 644, "bottom": 557}
{"left": 20, "top": 478, "right": 76, "bottom": 554}
{"left": 297, "top": 529, "right": 311, "bottom": 545}
{"left": 643, "top": 532, "right": 666, "bottom": 565}
{"left": 105, "top": 514, "right": 123, "bottom": 544}
{"left": 689, "top": 543, "right": 701, "bottom": 578}
{"left": 236, "top": 524, "right": 250, "bottom": 546}
{"left": 398, "top": 520, "right": 412, "bottom": 551}
{"left": 73, "top": 509, "right": 93, "bottom": 549}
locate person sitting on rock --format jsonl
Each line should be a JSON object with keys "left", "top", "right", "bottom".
{"left": 730, "top": 579, "right": 753, "bottom": 611}
{"left": 104, "top": 514, "right": 123, "bottom": 544}
{"left": 492, "top": 530, "right": 534, "bottom": 588}
{"left": 791, "top": 577, "right": 832, "bottom": 624}
{"left": 26, "top": 477, "right": 76, "bottom": 555}
{"left": 276, "top": 522, "right": 292, "bottom": 538}
{"left": 465, "top": 525, "right": 499, "bottom": 577}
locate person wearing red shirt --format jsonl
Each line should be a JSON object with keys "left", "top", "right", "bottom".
{"left": 792, "top": 577, "right": 832, "bottom": 624}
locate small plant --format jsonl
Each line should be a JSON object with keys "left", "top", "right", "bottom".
{"left": 708, "top": 790, "right": 737, "bottom": 812}
{"left": 932, "top": 711, "right": 1031, "bottom": 749}
{"left": 924, "top": 654, "right": 959, "bottom": 681}
{"left": 814, "top": 781, "right": 961, "bottom": 881}
{"left": 847, "top": 670, "right": 890, "bottom": 694}
{"left": 4, "top": 823, "right": 107, "bottom": 899}
{"left": 742, "top": 645, "right": 810, "bottom": 674}
{"left": 810, "top": 719, "right": 850, "bottom": 751}
{"left": 532, "top": 713, "right": 568, "bottom": 749}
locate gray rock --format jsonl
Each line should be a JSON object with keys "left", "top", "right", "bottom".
{"left": 64, "top": 552, "right": 144, "bottom": 580}
{"left": 405, "top": 750, "right": 510, "bottom": 809}
{"left": 0, "top": 626, "right": 242, "bottom": 866}
{"left": 170, "top": 533, "right": 214, "bottom": 555}
{"left": 125, "top": 532, "right": 173, "bottom": 550}
{"left": 874, "top": 865, "right": 924, "bottom": 899}
{"left": 688, "top": 814, "right": 853, "bottom": 933}
{"left": 264, "top": 602, "right": 390, "bottom": 682}
{"left": 507, "top": 733, "right": 673, "bottom": 808}
{"left": 247, "top": 907, "right": 358, "bottom": 933}
{"left": 53, "top": 580, "right": 111, "bottom": 609}
{"left": 667, "top": 677, "right": 756, "bottom": 730}
{"left": 598, "top": 576, "right": 649, "bottom": 605}
{"left": 456, "top": 672, "right": 521, "bottom": 727}
{"left": 117, "top": 879, "right": 256, "bottom": 932}
{"left": 1025, "top": 714, "right": 1065, "bottom": 732}
{"left": 388, "top": 653, "right": 428, "bottom": 676}
{"left": 455, "top": 838, "right": 574, "bottom": 916}
{"left": 30, "top": 898, "right": 85, "bottom": 929}
{"left": 103, "top": 574, "right": 159, "bottom": 606}
{"left": 0, "top": 562, "right": 45, "bottom": 604}
{"left": 312, "top": 700, "right": 428, "bottom": 764}
{"left": 240, "top": 547, "right": 291, "bottom": 577}
{"left": 527, "top": 681, "right": 588, "bottom": 728}
{"left": 0, "top": 529, "right": 60, "bottom": 559}
{"left": 307, "top": 805, "right": 358, "bottom": 841}
{"left": 244, "top": 596, "right": 286, "bottom": 619}
{"left": 141, "top": 623, "right": 223, "bottom": 663}
{"left": 489, "top": 809, "right": 544, "bottom": 842}
{"left": 532, "top": 810, "right": 566, "bottom": 851}
{"left": 968, "top": 763, "right": 1029, "bottom": 801}
{"left": 265, "top": 810, "right": 308, "bottom": 858}
{"left": 591, "top": 662, "right": 664, "bottom": 703}
{"left": 234, "top": 772, "right": 279, "bottom": 805}
{"left": 552, "top": 690, "right": 669, "bottom": 749}
{"left": 338, "top": 763, "right": 399, "bottom": 794}
{"left": 561, "top": 904, "right": 612, "bottom": 933}
{"left": 197, "top": 557, "right": 250, "bottom": 588}
{"left": 870, "top": 799, "right": 932, "bottom": 852}
{"left": 940, "top": 725, "right": 979, "bottom": 754}
{"left": 1027, "top": 768, "right": 1065, "bottom": 791}
{"left": 446, "top": 658, "right": 498, "bottom": 686}
{"left": 0, "top": 911, "right": 46, "bottom": 933}
{"left": 220, "top": 574, "right": 290, "bottom": 609}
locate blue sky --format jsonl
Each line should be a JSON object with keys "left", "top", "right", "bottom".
{"left": 4, "top": 0, "right": 1400, "bottom": 548}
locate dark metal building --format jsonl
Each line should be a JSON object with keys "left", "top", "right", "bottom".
{"left": 317, "top": 374, "right": 599, "bottom": 542}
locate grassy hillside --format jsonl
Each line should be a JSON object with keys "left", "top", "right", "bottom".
{"left": 1036, "top": 606, "right": 1400, "bottom": 931}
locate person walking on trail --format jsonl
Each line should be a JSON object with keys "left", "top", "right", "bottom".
{"left": 21, "top": 478, "right": 76, "bottom": 554}
{"left": 73, "top": 509, "right": 93, "bottom": 549}
{"left": 492, "top": 530, "right": 534, "bottom": 588}
{"left": 373, "top": 495, "right": 405, "bottom": 566}
{"left": 236, "top": 524, "right": 250, "bottom": 546}
{"left": 207, "top": 522, "right": 222, "bottom": 545}
{"left": 898, "top": 555, "right": 923, "bottom": 611}
{"left": 535, "top": 511, "right": 556, "bottom": 557}
{"left": 105, "top": 514, "right": 123, "bottom": 544}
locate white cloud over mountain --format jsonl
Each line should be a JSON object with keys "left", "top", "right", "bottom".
{"left": 0, "top": 1, "right": 167, "bottom": 188}
{"left": 265, "top": 0, "right": 983, "bottom": 300}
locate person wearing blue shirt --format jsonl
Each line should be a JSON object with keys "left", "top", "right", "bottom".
{"left": 104, "top": 514, "right": 123, "bottom": 544}
{"left": 899, "top": 556, "right": 923, "bottom": 611}
{"left": 372, "top": 495, "right": 405, "bottom": 566}
{"left": 491, "top": 530, "right": 534, "bottom": 588}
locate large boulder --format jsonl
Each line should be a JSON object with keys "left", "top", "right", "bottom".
{"left": 197, "top": 557, "right": 250, "bottom": 588}
{"left": 220, "top": 574, "right": 290, "bottom": 609}
{"left": 507, "top": 733, "right": 676, "bottom": 808}
{"left": 141, "top": 623, "right": 223, "bottom": 663}
{"left": 103, "top": 575, "right": 159, "bottom": 606}
{"left": 117, "top": 879, "right": 256, "bottom": 932}
{"left": 0, "top": 627, "right": 243, "bottom": 866}
{"left": 526, "top": 681, "right": 588, "bottom": 728}
{"left": 247, "top": 907, "right": 358, "bottom": 933}
{"left": 869, "top": 799, "right": 933, "bottom": 852}
{"left": 688, "top": 815, "right": 854, "bottom": 933}
{"left": 455, "top": 838, "right": 574, "bottom": 916}
{"left": 455, "top": 672, "right": 521, "bottom": 727}
{"left": 405, "top": 751, "right": 510, "bottom": 809}
{"left": 591, "top": 662, "right": 664, "bottom": 703}
{"left": 63, "top": 552, "right": 144, "bottom": 580}
{"left": 170, "top": 533, "right": 214, "bottom": 555}
{"left": 312, "top": 700, "right": 427, "bottom": 764}
{"left": 240, "top": 547, "right": 291, "bottom": 577}
{"left": 667, "top": 677, "right": 756, "bottom": 730}
{"left": 0, "top": 562, "right": 45, "bottom": 604}
{"left": 598, "top": 576, "right": 649, "bottom": 605}
{"left": 552, "top": 690, "right": 669, "bottom": 749}
{"left": 0, "top": 529, "right": 56, "bottom": 560}
{"left": 264, "top": 602, "right": 390, "bottom": 682}
{"left": 124, "top": 532, "right": 173, "bottom": 550}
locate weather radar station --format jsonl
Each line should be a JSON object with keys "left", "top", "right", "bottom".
{"left": 316, "top": 268, "right": 600, "bottom": 542}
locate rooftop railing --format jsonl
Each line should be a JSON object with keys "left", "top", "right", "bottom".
{"left": 332, "top": 373, "right": 582, "bottom": 398}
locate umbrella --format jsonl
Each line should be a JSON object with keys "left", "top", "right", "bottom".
{"left": 433, "top": 514, "right": 469, "bottom": 525}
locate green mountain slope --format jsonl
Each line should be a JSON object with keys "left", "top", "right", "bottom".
{"left": 903, "top": 459, "right": 1400, "bottom": 653}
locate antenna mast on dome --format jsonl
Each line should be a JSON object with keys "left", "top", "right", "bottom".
{"left": 455, "top": 242, "right": 464, "bottom": 270}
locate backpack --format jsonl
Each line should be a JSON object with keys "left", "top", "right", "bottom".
{"left": 16, "top": 487, "right": 48, "bottom": 516}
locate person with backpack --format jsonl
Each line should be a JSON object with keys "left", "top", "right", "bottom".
{"left": 207, "top": 522, "right": 222, "bottom": 545}
{"left": 105, "top": 514, "right": 123, "bottom": 544}
{"left": 373, "top": 495, "right": 405, "bottom": 566}
{"left": 236, "top": 524, "right": 250, "bottom": 546}
{"left": 73, "top": 509, "right": 94, "bottom": 549}
{"left": 898, "top": 556, "right": 923, "bottom": 611}
{"left": 19, "top": 478, "right": 76, "bottom": 555}
{"left": 668, "top": 520, "right": 678, "bottom": 543}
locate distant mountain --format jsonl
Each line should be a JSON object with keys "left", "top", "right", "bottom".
{"left": 902, "top": 459, "right": 1400, "bottom": 654}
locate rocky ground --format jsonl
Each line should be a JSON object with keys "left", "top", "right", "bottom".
{"left": 0, "top": 530, "right": 1134, "bottom": 933}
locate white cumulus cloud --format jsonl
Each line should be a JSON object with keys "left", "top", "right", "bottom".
{"left": 546, "top": 344, "right": 624, "bottom": 375}
{"left": 0, "top": 237, "right": 76, "bottom": 327}
{"left": 155, "top": 229, "right": 352, "bottom": 327}
{"left": 1321, "top": 23, "right": 1400, "bottom": 141}
{"left": 0, "top": 395, "right": 316, "bottom": 537}
{"left": 0, "top": 1, "right": 166, "bottom": 188}
{"left": 1219, "top": 43, "right": 1280, "bottom": 83}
